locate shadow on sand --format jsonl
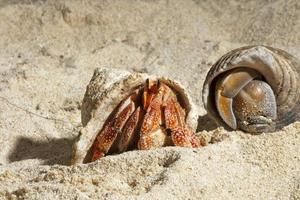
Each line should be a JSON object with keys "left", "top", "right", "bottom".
{"left": 197, "top": 114, "right": 219, "bottom": 132}
{"left": 8, "top": 136, "right": 76, "bottom": 165}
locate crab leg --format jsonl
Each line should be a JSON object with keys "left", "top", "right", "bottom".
{"left": 171, "top": 126, "right": 201, "bottom": 148}
{"left": 118, "top": 107, "right": 142, "bottom": 152}
{"left": 91, "top": 120, "right": 117, "bottom": 161}
{"left": 91, "top": 92, "right": 137, "bottom": 161}
{"left": 164, "top": 96, "right": 200, "bottom": 148}
{"left": 138, "top": 80, "right": 167, "bottom": 150}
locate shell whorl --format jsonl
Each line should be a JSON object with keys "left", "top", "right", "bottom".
{"left": 203, "top": 45, "right": 300, "bottom": 131}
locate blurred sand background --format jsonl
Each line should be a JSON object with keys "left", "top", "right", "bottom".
{"left": 0, "top": 0, "right": 299, "bottom": 199}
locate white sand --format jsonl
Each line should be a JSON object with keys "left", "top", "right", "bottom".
{"left": 0, "top": 0, "right": 299, "bottom": 199}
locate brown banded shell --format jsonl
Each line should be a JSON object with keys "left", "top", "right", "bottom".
{"left": 202, "top": 45, "right": 300, "bottom": 133}
{"left": 71, "top": 67, "right": 199, "bottom": 164}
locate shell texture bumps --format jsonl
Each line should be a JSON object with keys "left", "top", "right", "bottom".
{"left": 203, "top": 45, "right": 300, "bottom": 133}
{"left": 71, "top": 68, "right": 199, "bottom": 164}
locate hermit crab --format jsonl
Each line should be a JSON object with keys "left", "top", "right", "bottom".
{"left": 71, "top": 68, "right": 200, "bottom": 164}
{"left": 203, "top": 45, "right": 300, "bottom": 133}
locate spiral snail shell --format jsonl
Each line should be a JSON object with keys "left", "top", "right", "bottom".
{"left": 202, "top": 45, "right": 300, "bottom": 133}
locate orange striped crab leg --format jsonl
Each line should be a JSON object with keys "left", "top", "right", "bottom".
{"left": 91, "top": 90, "right": 139, "bottom": 161}
{"left": 163, "top": 88, "right": 201, "bottom": 148}
{"left": 117, "top": 106, "right": 142, "bottom": 152}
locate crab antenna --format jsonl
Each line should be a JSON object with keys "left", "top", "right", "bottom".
{"left": 157, "top": 79, "right": 161, "bottom": 88}
{"left": 143, "top": 79, "right": 150, "bottom": 110}
{"left": 145, "top": 78, "right": 150, "bottom": 89}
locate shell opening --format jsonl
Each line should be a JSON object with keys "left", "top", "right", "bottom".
{"left": 210, "top": 67, "right": 277, "bottom": 132}
{"left": 83, "top": 79, "right": 194, "bottom": 163}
